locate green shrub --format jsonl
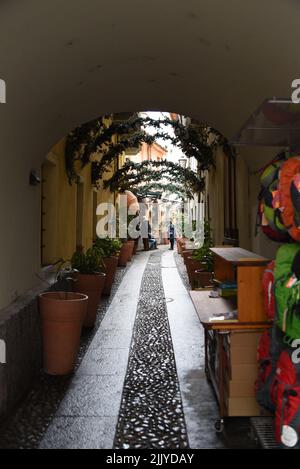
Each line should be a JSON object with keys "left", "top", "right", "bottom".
{"left": 192, "top": 220, "right": 214, "bottom": 272}
{"left": 94, "top": 237, "right": 122, "bottom": 257}
{"left": 71, "top": 246, "right": 106, "bottom": 275}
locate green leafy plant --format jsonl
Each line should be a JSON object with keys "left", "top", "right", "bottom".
{"left": 192, "top": 220, "right": 214, "bottom": 272}
{"left": 94, "top": 237, "right": 121, "bottom": 257}
{"left": 102, "top": 159, "right": 204, "bottom": 196}
{"left": 70, "top": 246, "right": 106, "bottom": 275}
{"left": 65, "top": 114, "right": 236, "bottom": 191}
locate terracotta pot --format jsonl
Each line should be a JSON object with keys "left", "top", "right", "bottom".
{"left": 103, "top": 256, "right": 118, "bottom": 296}
{"left": 182, "top": 250, "right": 195, "bottom": 265}
{"left": 177, "top": 238, "right": 183, "bottom": 254}
{"left": 118, "top": 242, "right": 130, "bottom": 267}
{"left": 179, "top": 238, "right": 187, "bottom": 256}
{"left": 39, "top": 291, "right": 88, "bottom": 376}
{"left": 190, "top": 270, "right": 213, "bottom": 290}
{"left": 127, "top": 240, "right": 135, "bottom": 261}
{"left": 73, "top": 272, "right": 106, "bottom": 328}
{"left": 186, "top": 256, "right": 205, "bottom": 283}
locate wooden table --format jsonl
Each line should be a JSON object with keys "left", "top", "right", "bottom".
{"left": 190, "top": 290, "right": 270, "bottom": 331}
{"left": 189, "top": 289, "right": 271, "bottom": 431}
{"left": 210, "top": 247, "right": 268, "bottom": 266}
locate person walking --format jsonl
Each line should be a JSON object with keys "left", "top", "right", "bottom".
{"left": 167, "top": 220, "right": 176, "bottom": 250}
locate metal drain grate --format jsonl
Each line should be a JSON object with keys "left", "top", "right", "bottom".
{"left": 250, "top": 417, "right": 279, "bottom": 449}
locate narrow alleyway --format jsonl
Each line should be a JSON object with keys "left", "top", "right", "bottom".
{"left": 0, "top": 247, "right": 256, "bottom": 449}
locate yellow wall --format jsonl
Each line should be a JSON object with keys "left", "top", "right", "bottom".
{"left": 236, "top": 154, "right": 250, "bottom": 250}
{"left": 42, "top": 138, "right": 77, "bottom": 264}
{"left": 207, "top": 147, "right": 250, "bottom": 249}
{"left": 41, "top": 116, "right": 120, "bottom": 265}
{"left": 207, "top": 147, "right": 225, "bottom": 245}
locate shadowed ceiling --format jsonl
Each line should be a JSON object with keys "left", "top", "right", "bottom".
{"left": 0, "top": 0, "right": 299, "bottom": 162}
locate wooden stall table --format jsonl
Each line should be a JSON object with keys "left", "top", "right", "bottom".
{"left": 189, "top": 247, "right": 272, "bottom": 433}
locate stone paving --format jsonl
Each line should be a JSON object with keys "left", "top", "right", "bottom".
{"left": 168, "top": 248, "right": 256, "bottom": 449}
{"left": 0, "top": 264, "right": 130, "bottom": 449}
{"left": 114, "top": 251, "right": 188, "bottom": 449}
{"left": 0, "top": 247, "right": 257, "bottom": 449}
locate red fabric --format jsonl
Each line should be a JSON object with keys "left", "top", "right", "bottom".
{"left": 255, "top": 331, "right": 272, "bottom": 393}
{"left": 279, "top": 157, "right": 300, "bottom": 242}
{"left": 272, "top": 350, "right": 300, "bottom": 445}
{"left": 262, "top": 225, "right": 289, "bottom": 243}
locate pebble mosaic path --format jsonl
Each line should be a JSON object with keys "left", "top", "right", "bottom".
{"left": 114, "top": 251, "right": 189, "bottom": 449}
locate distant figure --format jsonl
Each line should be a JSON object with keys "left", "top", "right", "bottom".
{"left": 148, "top": 231, "right": 157, "bottom": 250}
{"left": 168, "top": 220, "right": 176, "bottom": 250}
{"left": 140, "top": 216, "right": 150, "bottom": 251}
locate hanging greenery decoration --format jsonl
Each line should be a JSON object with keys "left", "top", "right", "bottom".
{"left": 65, "top": 114, "right": 235, "bottom": 187}
{"left": 133, "top": 182, "right": 192, "bottom": 200}
{"left": 100, "top": 159, "right": 205, "bottom": 197}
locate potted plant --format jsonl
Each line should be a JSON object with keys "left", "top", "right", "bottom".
{"left": 94, "top": 237, "right": 121, "bottom": 296}
{"left": 117, "top": 213, "right": 137, "bottom": 266}
{"left": 71, "top": 246, "right": 106, "bottom": 328}
{"left": 189, "top": 220, "right": 214, "bottom": 289}
{"left": 182, "top": 248, "right": 196, "bottom": 265}
{"left": 39, "top": 288, "right": 88, "bottom": 376}
{"left": 126, "top": 213, "right": 138, "bottom": 260}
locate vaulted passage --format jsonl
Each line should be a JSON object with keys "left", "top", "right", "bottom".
{"left": 0, "top": 0, "right": 299, "bottom": 451}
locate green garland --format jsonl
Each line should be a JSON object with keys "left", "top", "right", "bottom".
{"left": 133, "top": 182, "right": 192, "bottom": 200}
{"left": 100, "top": 160, "right": 205, "bottom": 196}
{"left": 65, "top": 115, "right": 235, "bottom": 186}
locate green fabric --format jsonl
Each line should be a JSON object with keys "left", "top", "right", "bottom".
{"left": 264, "top": 204, "right": 286, "bottom": 233}
{"left": 261, "top": 160, "right": 282, "bottom": 188}
{"left": 275, "top": 243, "right": 300, "bottom": 339}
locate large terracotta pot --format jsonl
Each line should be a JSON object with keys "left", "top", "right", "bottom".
{"left": 178, "top": 238, "right": 187, "bottom": 256}
{"left": 39, "top": 291, "right": 88, "bottom": 376}
{"left": 126, "top": 240, "right": 135, "bottom": 262}
{"left": 190, "top": 270, "right": 213, "bottom": 290}
{"left": 177, "top": 239, "right": 182, "bottom": 254}
{"left": 103, "top": 256, "right": 118, "bottom": 296}
{"left": 73, "top": 273, "right": 106, "bottom": 328}
{"left": 118, "top": 242, "right": 130, "bottom": 267}
{"left": 182, "top": 250, "right": 195, "bottom": 265}
{"left": 186, "top": 256, "right": 205, "bottom": 283}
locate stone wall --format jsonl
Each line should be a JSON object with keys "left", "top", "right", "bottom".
{"left": 0, "top": 276, "right": 65, "bottom": 421}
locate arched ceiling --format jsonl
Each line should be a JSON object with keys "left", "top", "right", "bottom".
{"left": 0, "top": 0, "right": 299, "bottom": 163}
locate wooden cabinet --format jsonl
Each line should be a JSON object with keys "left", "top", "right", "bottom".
{"left": 189, "top": 247, "right": 272, "bottom": 427}
{"left": 211, "top": 247, "right": 269, "bottom": 324}
{"left": 205, "top": 329, "right": 265, "bottom": 417}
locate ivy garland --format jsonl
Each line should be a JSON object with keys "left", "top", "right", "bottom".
{"left": 65, "top": 115, "right": 235, "bottom": 188}
{"left": 133, "top": 182, "right": 193, "bottom": 200}
{"left": 101, "top": 160, "right": 205, "bottom": 197}
{"left": 65, "top": 119, "right": 105, "bottom": 184}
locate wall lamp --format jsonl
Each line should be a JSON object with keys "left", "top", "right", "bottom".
{"left": 29, "top": 170, "right": 41, "bottom": 186}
